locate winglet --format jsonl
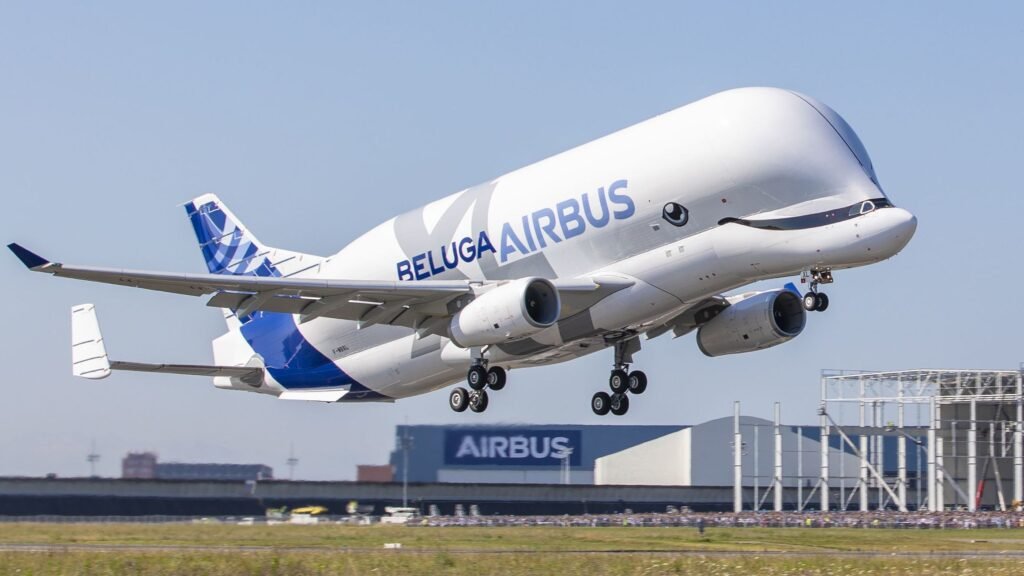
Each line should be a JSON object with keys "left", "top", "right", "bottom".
{"left": 7, "top": 243, "right": 50, "bottom": 269}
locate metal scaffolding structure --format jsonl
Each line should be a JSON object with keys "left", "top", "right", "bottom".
{"left": 817, "top": 369, "right": 1024, "bottom": 512}
{"left": 731, "top": 401, "right": 845, "bottom": 513}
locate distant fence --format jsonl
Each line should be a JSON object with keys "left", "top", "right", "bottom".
{"left": 412, "top": 512, "right": 1024, "bottom": 529}
{"left": 3, "top": 512, "right": 1024, "bottom": 529}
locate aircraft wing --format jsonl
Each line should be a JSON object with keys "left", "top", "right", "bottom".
{"left": 644, "top": 282, "right": 804, "bottom": 340}
{"left": 10, "top": 244, "right": 632, "bottom": 332}
{"left": 644, "top": 296, "right": 730, "bottom": 340}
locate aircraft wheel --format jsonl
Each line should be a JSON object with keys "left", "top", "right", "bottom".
{"left": 449, "top": 387, "right": 469, "bottom": 412}
{"left": 486, "top": 366, "right": 507, "bottom": 390}
{"left": 467, "top": 365, "right": 487, "bottom": 390}
{"left": 469, "top": 389, "right": 489, "bottom": 413}
{"left": 610, "top": 393, "right": 630, "bottom": 416}
{"left": 591, "top": 391, "right": 611, "bottom": 416}
{"left": 815, "top": 292, "right": 830, "bottom": 312}
{"left": 627, "top": 370, "right": 648, "bottom": 394}
{"left": 609, "top": 369, "right": 629, "bottom": 393}
{"left": 803, "top": 292, "right": 819, "bottom": 312}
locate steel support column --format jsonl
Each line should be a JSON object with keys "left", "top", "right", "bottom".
{"left": 1016, "top": 372, "right": 1023, "bottom": 505}
{"left": 936, "top": 436, "right": 946, "bottom": 510}
{"left": 859, "top": 398, "right": 869, "bottom": 511}
{"left": 875, "top": 401, "right": 885, "bottom": 509}
{"left": 968, "top": 396, "right": 977, "bottom": 512}
{"left": 797, "top": 426, "right": 804, "bottom": 512}
{"left": 733, "top": 401, "right": 742, "bottom": 513}
{"left": 774, "top": 402, "right": 783, "bottom": 512}
{"left": 928, "top": 396, "right": 937, "bottom": 511}
{"left": 897, "top": 387, "right": 908, "bottom": 511}
{"left": 820, "top": 399, "right": 830, "bottom": 512}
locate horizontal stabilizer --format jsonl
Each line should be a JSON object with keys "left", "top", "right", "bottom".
{"left": 69, "top": 304, "right": 264, "bottom": 385}
{"left": 109, "top": 361, "right": 263, "bottom": 384}
{"left": 71, "top": 304, "right": 111, "bottom": 379}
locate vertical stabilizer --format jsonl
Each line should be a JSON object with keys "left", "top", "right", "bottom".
{"left": 184, "top": 194, "right": 324, "bottom": 278}
{"left": 71, "top": 304, "right": 111, "bottom": 379}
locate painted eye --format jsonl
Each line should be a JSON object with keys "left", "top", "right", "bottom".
{"left": 662, "top": 202, "right": 688, "bottom": 227}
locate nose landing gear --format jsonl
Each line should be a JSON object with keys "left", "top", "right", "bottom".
{"left": 802, "top": 268, "right": 833, "bottom": 312}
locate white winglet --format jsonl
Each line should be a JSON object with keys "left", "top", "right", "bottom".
{"left": 71, "top": 304, "right": 112, "bottom": 379}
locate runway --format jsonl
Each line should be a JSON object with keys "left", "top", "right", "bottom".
{"left": 3, "top": 542, "right": 1024, "bottom": 559}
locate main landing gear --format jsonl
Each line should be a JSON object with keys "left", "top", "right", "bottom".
{"left": 449, "top": 350, "right": 506, "bottom": 414}
{"left": 592, "top": 337, "right": 646, "bottom": 417}
{"left": 802, "top": 268, "right": 833, "bottom": 312}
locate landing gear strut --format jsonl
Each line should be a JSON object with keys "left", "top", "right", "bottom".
{"left": 450, "top": 348, "right": 507, "bottom": 413}
{"left": 592, "top": 336, "right": 647, "bottom": 416}
{"left": 802, "top": 268, "right": 833, "bottom": 312}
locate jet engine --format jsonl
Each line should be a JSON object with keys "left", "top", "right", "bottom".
{"left": 696, "top": 289, "right": 806, "bottom": 357}
{"left": 449, "top": 277, "right": 560, "bottom": 347}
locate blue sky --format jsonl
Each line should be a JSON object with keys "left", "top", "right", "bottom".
{"left": 1, "top": 2, "right": 1021, "bottom": 479}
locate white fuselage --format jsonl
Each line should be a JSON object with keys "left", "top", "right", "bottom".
{"left": 212, "top": 87, "right": 917, "bottom": 401}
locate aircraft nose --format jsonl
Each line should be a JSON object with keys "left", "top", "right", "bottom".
{"left": 879, "top": 206, "right": 917, "bottom": 256}
{"left": 892, "top": 207, "right": 918, "bottom": 239}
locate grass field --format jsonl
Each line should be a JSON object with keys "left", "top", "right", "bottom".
{"left": 1, "top": 523, "right": 1024, "bottom": 575}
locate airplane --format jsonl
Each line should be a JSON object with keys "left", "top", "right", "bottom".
{"left": 8, "top": 87, "right": 917, "bottom": 416}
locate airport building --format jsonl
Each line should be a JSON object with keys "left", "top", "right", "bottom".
{"left": 386, "top": 421, "right": 910, "bottom": 493}
{"left": 594, "top": 416, "right": 861, "bottom": 487}
{"left": 388, "top": 424, "right": 680, "bottom": 485}
{"left": 121, "top": 452, "right": 273, "bottom": 482}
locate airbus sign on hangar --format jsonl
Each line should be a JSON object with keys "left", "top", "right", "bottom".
{"left": 390, "top": 425, "right": 680, "bottom": 484}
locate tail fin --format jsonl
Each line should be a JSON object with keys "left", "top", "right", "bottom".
{"left": 184, "top": 194, "right": 323, "bottom": 278}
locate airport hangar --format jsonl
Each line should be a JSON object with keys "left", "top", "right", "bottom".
{"left": 0, "top": 419, "right": 871, "bottom": 516}
{"left": 387, "top": 421, "right": 865, "bottom": 488}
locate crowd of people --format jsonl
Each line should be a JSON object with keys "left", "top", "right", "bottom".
{"left": 410, "top": 510, "right": 1024, "bottom": 529}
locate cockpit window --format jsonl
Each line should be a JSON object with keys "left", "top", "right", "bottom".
{"left": 849, "top": 200, "right": 878, "bottom": 217}
{"left": 720, "top": 198, "right": 893, "bottom": 231}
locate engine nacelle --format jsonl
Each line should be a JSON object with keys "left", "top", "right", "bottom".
{"left": 696, "top": 289, "right": 806, "bottom": 357}
{"left": 449, "top": 278, "right": 560, "bottom": 348}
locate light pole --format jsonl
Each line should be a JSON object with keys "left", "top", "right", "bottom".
{"left": 86, "top": 440, "right": 100, "bottom": 478}
{"left": 286, "top": 443, "right": 298, "bottom": 481}
{"left": 559, "top": 447, "right": 575, "bottom": 485}
{"left": 397, "top": 429, "right": 414, "bottom": 507}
